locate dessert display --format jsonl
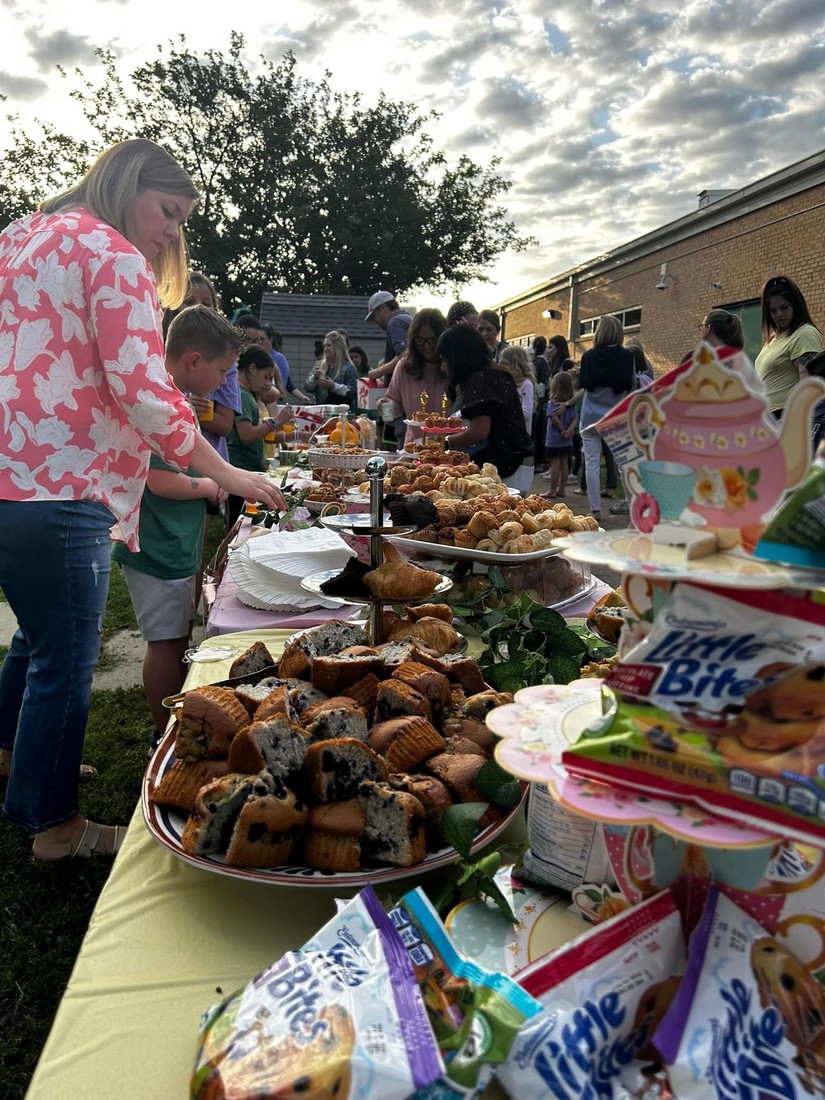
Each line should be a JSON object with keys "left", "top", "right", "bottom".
{"left": 148, "top": 631, "right": 518, "bottom": 874}
{"left": 394, "top": 492, "right": 598, "bottom": 555}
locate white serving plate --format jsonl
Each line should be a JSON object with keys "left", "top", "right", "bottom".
{"left": 301, "top": 567, "right": 453, "bottom": 605}
{"left": 142, "top": 727, "right": 523, "bottom": 887}
{"left": 388, "top": 535, "right": 563, "bottom": 565}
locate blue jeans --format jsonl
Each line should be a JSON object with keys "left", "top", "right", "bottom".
{"left": 0, "top": 499, "right": 114, "bottom": 832}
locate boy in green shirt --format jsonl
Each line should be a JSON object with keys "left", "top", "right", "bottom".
{"left": 112, "top": 306, "right": 244, "bottom": 744}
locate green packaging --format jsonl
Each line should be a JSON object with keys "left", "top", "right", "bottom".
{"left": 754, "top": 440, "right": 825, "bottom": 570}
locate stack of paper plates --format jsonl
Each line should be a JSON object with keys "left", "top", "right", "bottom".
{"left": 228, "top": 528, "right": 353, "bottom": 611}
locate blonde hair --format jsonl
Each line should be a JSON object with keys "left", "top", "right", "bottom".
{"left": 594, "top": 314, "right": 624, "bottom": 346}
{"left": 499, "top": 346, "right": 536, "bottom": 412}
{"left": 318, "top": 330, "right": 350, "bottom": 380}
{"left": 550, "top": 370, "right": 575, "bottom": 402}
{"left": 40, "top": 139, "right": 199, "bottom": 309}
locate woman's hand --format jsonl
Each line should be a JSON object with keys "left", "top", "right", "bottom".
{"left": 221, "top": 468, "right": 286, "bottom": 511}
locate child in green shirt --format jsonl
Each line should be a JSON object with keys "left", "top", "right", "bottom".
{"left": 112, "top": 306, "right": 244, "bottom": 743}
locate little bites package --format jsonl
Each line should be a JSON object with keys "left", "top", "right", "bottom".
{"left": 655, "top": 887, "right": 825, "bottom": 1097}
{"left": 564, "top": 583, "right": 825, "bottom": 843}
{"left": 497, "top": 891, "right": 684, "bottom": 1098}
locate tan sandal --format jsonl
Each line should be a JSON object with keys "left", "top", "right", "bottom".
{"left": 33, "top": 819, "right": 125, "bottom": 863}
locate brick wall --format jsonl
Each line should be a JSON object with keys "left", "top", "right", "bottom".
{"left": 501, "top": 181, "right": 825, "bottom": 376}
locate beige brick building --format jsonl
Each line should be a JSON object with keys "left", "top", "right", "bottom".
{"left": 495, "top": 150, "right": 825, "bottom": 374}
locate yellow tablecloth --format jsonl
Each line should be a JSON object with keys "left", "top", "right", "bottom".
{"left": 25, "top": 629, "right": 556, "bottom": 1099}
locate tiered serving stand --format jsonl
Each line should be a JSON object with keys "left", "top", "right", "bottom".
{"left": 300, "top": 456, "right": 452, "bottom": 644}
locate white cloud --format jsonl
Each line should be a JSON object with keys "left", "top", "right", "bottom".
{"left": 0, "top": 0, "right": 822, "bottom": 305}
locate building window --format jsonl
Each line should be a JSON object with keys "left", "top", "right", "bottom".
{"left": 512, "top": 334, "right": 534, "bottom": 348}
{"left": 579, "top": 308, "right": 642, "bottom": 337}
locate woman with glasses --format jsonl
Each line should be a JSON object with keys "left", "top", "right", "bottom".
{"left": 755, "top": 275, "right": 822, "bottom": 417}
{"left": 385, "top": 308, "right": 449, "bottom": 448}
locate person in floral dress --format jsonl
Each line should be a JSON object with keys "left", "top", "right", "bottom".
{"left": 0, "top": 139, "right": 284, "bottom": 862}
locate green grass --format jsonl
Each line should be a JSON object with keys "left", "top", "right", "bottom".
{"left": 0, "top": 685, "right": 152, "bottom": 1098}
{"left": 0, "top": 514, "right": 232, "bottom": 1097}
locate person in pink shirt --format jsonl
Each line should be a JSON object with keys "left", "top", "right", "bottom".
{"left": 386, "top": 308, "right": 450, "bottom": 448}
{"left": 0, "top": 139, "right": 284, "bottom": 862}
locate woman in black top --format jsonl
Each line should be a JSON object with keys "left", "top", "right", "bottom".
{"left": 437, "top": 326, "right": 533, "bottom": 477}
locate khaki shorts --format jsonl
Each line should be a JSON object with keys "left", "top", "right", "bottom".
{"left": 120, "top": 565, "right": 196, "bottom": 642}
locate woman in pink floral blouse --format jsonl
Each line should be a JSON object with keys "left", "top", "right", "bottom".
{"left": 0, "top": 139, "right": 284, "bottom": 862}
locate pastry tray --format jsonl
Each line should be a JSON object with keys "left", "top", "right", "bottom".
{"left": 319, "top": 513, "right": 416, "bottom": 536}
{"left": 301, "top": 568, "right": 453, "bottom": 605}
{"left": 387, "top": 535, "right": 564, "bottom": 564}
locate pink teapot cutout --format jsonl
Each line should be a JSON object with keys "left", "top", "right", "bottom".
{"left": 627, "top": 345, "right": 825, "bottom": 527}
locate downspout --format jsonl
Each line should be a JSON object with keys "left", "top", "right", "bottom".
{"left": 567, "top": 275, "right": 578, "bottom": 345}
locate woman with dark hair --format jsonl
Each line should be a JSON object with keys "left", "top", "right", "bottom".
{"left": 386, "top": 308, "right": 449, "bottom": 448}
{"left": 477, "top": 309, "right": 508, "bottom": 362}
{"left": 532, "top": 336, "right": 551, "bottom": 472}
{"left": 349, "top": 346, "right": 370, "bottom": 377}
{"left": 560, "top": 316, "right": 634, "bottom": 519}
{"left": 755, "top": 275, "right": 822, "bottom": 416}
{"left": 438, "top": 326, "right": 533, "bottom": 477}
{"left": 547, "top": 334, "right": 575, "bottom": 377}
{"left": 446, "top": 300, "right": 479, "bottom": 328}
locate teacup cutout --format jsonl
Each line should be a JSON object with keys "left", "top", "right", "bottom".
{"left": 627, "top": 461, "right": 695, "bottom": 523}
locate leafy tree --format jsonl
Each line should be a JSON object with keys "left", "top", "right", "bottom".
{"left": 0, "top": 35, "right": 533, "bottom": 310}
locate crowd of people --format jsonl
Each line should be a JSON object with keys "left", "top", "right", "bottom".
{"left": 1, "top": 134, "right": 823, "bottom": 867}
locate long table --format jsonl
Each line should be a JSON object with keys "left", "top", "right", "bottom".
{"left": 26, "top": 629, "right": 584, "bottom": 1098}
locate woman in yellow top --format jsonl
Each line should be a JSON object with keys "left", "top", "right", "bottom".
{"left": 755, "top": 275, "right": 822, "bottom": 416}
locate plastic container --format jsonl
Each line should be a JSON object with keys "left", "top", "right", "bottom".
{"left": 499, "top": 555, "right": 591, "bottom": 607}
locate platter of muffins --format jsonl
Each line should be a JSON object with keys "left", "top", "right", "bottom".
{"left": 143, "top": 619, "right": 523, "bottom": 886}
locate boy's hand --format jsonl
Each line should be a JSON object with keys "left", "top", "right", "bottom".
{"left": 189, "top": 395, "right": 212, "bottom": 415}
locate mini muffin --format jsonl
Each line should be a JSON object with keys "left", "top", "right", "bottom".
{"left": 374, "top": 680, "right": 432, "bottom": 724}
{"left": 151, "top": 758, "right": 231, "bottom": 815}
{"left": 454, "top": 530, "right": 477, "bottom": 549}
{"left": 175, "top": 686, "right": 251, "bottom": 761}
{"left": 304, "top": 737, "right": 389, "bottom": 802}
{"left": 392, "top": 662, "right": 451, "bottom": 717}
{"left": 460, "top": 690, "right": 515, "bottom": 720}
{"left": 467, "top": 510, "right": 497, "bottom": 539}
{"left": 442, "top": 717, "right": 495, "bottom": 755}
{"left": 389, "top": 773, "right": 453, "bottom": 846}
{"left": 181, "top": 773, "right": 267, "bottom": 856}
{"left": 368, "top": 716, "right": 446, "bottom": 772}
{"left": 304, "top": 800, "right": 365, "bottom": 872}
{"left": 227, "top": 716, "right": 310, "bottom": 778}
{"left": 443, "top": 736, "right": 487, "bottom": 757}
{"left": 341, "top": 673, "right": 381, "bottom": 722}
{"left": 225, "top": 788, "right": 310, "bottom": 868}
{"left": 302, "top": 700, "right": 369, "bottom": 743}
{"left": 358, "top": 780, "right": 426, "bottom": 867}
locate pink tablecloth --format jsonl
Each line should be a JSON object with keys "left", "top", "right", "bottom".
{"left": 205, "top": 571, "right": 357, "bottom": 636}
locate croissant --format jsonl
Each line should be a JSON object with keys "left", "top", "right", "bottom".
{"left": 387, "top": 616, "right": 461, "bottom": 656}
{"left": 407, "top": 603, "right": 453, "bottom": 623}
{"left": 363, "top": 546, "right": 441, "bottom": 599}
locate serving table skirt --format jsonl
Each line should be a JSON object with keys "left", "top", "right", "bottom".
{"left": 27, "top": 630, "right": 542, "bottom": 1099}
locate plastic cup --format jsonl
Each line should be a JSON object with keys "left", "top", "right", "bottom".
{"left": 197, "top": 400, "right": 214, "bottom": 422}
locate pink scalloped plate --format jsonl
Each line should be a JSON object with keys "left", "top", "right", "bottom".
{"left": 487, "top": 683, "right": 777, "bottom": 849}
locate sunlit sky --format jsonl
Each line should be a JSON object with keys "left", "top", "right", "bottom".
{"left": 2, "top": 0, "right": 824, "bottom": 311}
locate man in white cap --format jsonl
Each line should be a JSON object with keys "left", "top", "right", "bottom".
{"left": 365, "top": 291, "right": 412, "bottom": 383}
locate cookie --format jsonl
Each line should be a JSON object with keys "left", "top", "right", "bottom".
{"left": 746, "top": 663, "right": 825, "bottom": 722}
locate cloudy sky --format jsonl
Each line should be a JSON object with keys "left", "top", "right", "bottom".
{"left": 1, "top": 0, "right": 824, "bottom": 308}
